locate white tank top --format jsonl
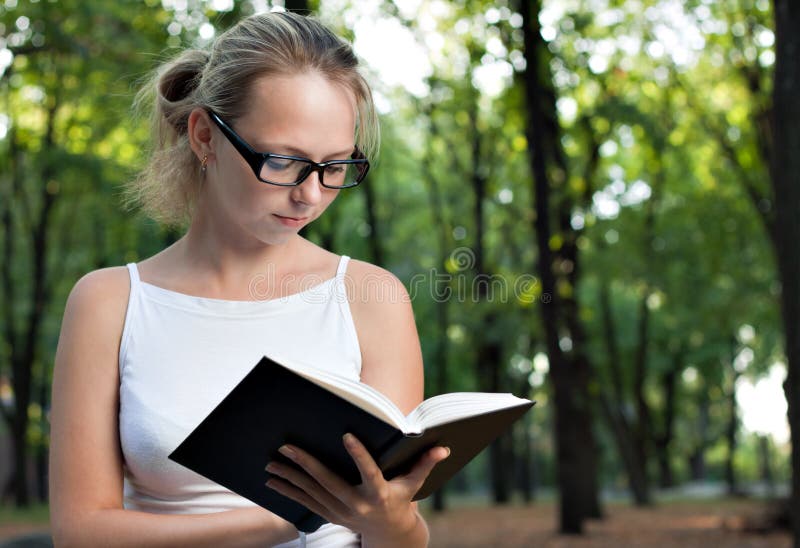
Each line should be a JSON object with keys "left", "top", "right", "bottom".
{"left": 118, "top": 256, "right": 361, "bottom": 547}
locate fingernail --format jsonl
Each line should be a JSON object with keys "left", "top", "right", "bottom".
{"left": 444, "top": 447, "right": 451, "bottom": 458}
{"left": 279, "top": 445, "right": 296, "bottom": 460}
{"left": 343, "top": 433, "right": 356, "bottom": 447}
{"left": 265, "top": 462, "right": 279, "bottom": 474}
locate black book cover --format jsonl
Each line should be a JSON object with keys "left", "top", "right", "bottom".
{"left": 169, "top": 356, "right": 534, "bottom": 532}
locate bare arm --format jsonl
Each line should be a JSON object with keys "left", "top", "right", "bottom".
{"left": 348, "top": 261, "right": 432, "bottom": 546}
{"left": 49, "top": 268, "right": 297, "bottom": 547}
{"left": 264, "top": 261, "right": 444, "bottom": 547}
{"left": 349, "top": 261, "right": 425, "bottom": 415}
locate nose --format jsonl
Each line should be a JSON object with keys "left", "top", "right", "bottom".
{"left": 290, "top": 169, "right": 324, "bottom": 206}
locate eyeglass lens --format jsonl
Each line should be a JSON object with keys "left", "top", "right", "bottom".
{"left": 261, "top": 157, "right": 365, "bottom": 188}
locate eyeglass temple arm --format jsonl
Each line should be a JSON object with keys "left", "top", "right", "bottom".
{"left": 208, "top": 111, "right": 265, "bottom": 175}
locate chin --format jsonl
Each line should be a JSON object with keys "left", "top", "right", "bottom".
{"left": 245, "top": 219, "right": 303, "bottom": 246}
{"left": 260, "top": 232, "right": 294, "bottom": 246}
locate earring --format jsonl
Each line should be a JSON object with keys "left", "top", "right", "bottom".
{"left": 201, "top": 154, "right": 208, "bottom": 173}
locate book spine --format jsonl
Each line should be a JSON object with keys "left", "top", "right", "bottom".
{"left": 375, "top": 430, "right": 408, "bottom": 471}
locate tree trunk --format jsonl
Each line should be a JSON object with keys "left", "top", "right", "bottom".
{"left": 0, "top": 107, "right": 19, "bottom": 504}
{"left": 519, "top": 0, "right": 600, "bottom": 532}
{"left": 627, "top": 141, "right": 669, "bottom": 506}
{"left": 770, "top": 2, "right": 800, "bottom": 544}
{"left": 758, "top": 435, "right": 775, "bottom": 498}
{"left": 559, "top": 190, "right": 602, "bottom": 517}
{"left": 598, "top": 279, "right": 625, "bottom": 403}
{"left": 561, "top": 292, "right": 603, "bottom": 518}
{"left": 597, "top": 280, "right": 651, "bottom": 505}
{"left": 463, "top": 69, "right": 511, "bottom": 503}
{"left": 36, "top": 366, "right": 49, "bottom": 502}
{"left": 630, "top": 295, "right": 652, "bottom": 505}
{"left": 420, "top": 98, "right": 452, "bottom": 512}
{"left": 10, "top": 420, "right": 28, "bottom": 505}
{"left": 725, "top": 365, "right": 741, "bottom": 496}
{"left": 2, "top": 90, "right": 60, "bottom": 506}
{"left": 478, "top": 335, "right": 510, "bottom": 503}
{"left": 517, "top": 398, "right": 535, "bottom": 503}
{"left": 599, "top": 397, "right": 649, "bottom": 504}
{"left": 689, "top": 389, "right": 710, "bottom": 482}
{"left": 655, "top": 356, "right": 680, "bottom": 489}
{"left": 689, "top": 450, "right": 705, "bottom": 483}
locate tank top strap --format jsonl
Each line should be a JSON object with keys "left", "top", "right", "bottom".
{"left": 331, "top": 254, "right": 360, "bottom": 376}
{"left": 126, "top": 262, "right": 141, "bottom": 288}
{"left": 335, "top": 255, "right": 350, "bottom": 278}
{"left": 120, "top": 263, "right": 142, "bottom": 375}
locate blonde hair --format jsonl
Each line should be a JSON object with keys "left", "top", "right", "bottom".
{"left": 124, "top": 12, "right": 380, "bottom": 228}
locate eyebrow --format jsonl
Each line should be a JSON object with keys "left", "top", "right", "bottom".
{"left": 253, "top": 141, "right": 355, "bottom": 160}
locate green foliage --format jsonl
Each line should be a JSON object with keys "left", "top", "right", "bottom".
{"left": 0, "top": 0, "right": 788, "bottom": 504}
{"left": 0, "top": 501, "right": 49, "bottom": 525}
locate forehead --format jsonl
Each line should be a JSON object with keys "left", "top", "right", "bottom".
{"left": 234, "top": 72, "right": 357, "bottom": 152}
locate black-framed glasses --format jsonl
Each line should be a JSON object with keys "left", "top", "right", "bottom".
{"left": 208, "top": 110, "right": 369, "bottom": 189}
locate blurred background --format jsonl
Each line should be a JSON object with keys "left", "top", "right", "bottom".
{"left": 1, "top": 0, "right": 798, "bottom": 546}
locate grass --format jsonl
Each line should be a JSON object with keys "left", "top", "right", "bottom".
{"left": 0, "top": 503, "right": 49, "bottom": 526}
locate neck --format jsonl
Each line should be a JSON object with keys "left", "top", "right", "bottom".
{"left": 173, "top": 198, "right": 301, "bottom": 296}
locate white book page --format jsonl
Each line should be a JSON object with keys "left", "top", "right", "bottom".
{"left": 266, "top": 355, "right": 531, "bottom": 435}
{"left": 269, "top": 355, "right": 411, "bottom": 431}
{"left": 406, "top": 392, "right": 532, "bottom": 431}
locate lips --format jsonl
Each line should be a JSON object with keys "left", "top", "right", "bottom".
{"left": 273, "top": 214, "right": 309, "bottom": 227}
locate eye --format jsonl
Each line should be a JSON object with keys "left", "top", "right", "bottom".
{"left": 324, "top": 164, "right": 346, "bottom": 175}
{"left": 265, "top": 156, "right": 293, "bottom": 171}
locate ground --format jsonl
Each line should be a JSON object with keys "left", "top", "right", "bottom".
{"left": 424, "top": 499, "right": 791, "bottom": 547}
{"left": 0, "top": 498, "right": 792, "bottom": 546}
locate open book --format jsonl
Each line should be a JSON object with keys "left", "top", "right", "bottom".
{"left": 169, "top": 355, "right": 534, "bottom": 532}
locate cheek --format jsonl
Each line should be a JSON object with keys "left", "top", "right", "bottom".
{"left": 218, "top": 162, "right": 271, "bottom": 212}
{"left": 220, "top": 179, "right": 255, "bottom": 217}
{"left": 244, "top": 184, "right": 285, "bottom": 217}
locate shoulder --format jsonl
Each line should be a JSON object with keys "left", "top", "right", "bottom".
{"left": 344, "top": 258, "right": 411, "bottom": 306}
{"left": 53, "top": 266, "right": 132, "bottom": 407}
{"left": 68, "top": 266, "right": 131, "bottom": 313}
{"left": 62, "top": 266, "right": 130, "bottom": 354}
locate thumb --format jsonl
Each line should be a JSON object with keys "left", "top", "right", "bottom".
{"left": 402, "top": 446, "right": 450, "bottom": 490}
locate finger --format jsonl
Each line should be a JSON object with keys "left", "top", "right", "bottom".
{"left": 400, "top": 446, "right": 450, "bottom": 491}
{"left": 266, "top": 461, "right": 348, "bottom": 516}
{"left": 342, "top": 433, "right": 386, "bottom": 494}
{"left": 276, "top": 444, "right": 356, "bottom": 507}
{"left": 265, "top": 477, "right": 336, "bottom": 524}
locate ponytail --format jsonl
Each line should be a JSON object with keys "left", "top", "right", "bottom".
{"left": 124, "top": 49, "right": 211, "bottom": 227}
{"left": 156, "top": 49, "right": 209, "bottom": 138}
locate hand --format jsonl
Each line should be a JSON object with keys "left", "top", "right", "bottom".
{"left": 264, "top": 433, "right": 449, "bottom": 541}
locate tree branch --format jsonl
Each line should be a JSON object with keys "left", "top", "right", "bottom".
{"left": 676, "top": 76, "right": 776, "bottom": 239}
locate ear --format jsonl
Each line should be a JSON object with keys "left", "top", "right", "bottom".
{"left": 187, "top": 108, "right": 215, "bottom": 162}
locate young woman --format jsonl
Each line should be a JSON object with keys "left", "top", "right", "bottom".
{"left": 49, "top": 12, "right": 448, "bottom": 547}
